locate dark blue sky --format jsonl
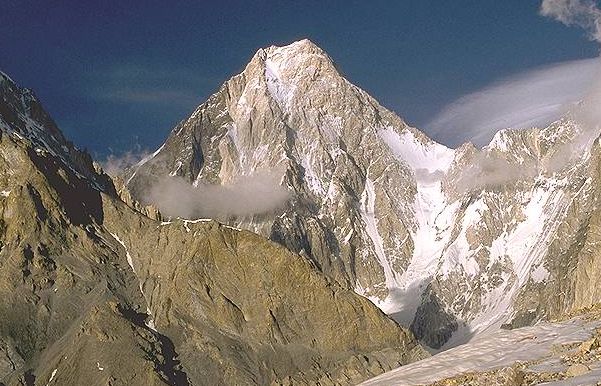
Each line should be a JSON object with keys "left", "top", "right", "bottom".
{"left": 1, "top": 0, "right": 597, "bottom": 158}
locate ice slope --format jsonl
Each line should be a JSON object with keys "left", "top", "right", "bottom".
{"left": 368, "top": 127, "right": 458, "bottom": 324}
{"left": 360, "top": 317, "right": 600, "bottom": 385}
{"left": 369, "top": 118, "right": 597, "bottom": 347}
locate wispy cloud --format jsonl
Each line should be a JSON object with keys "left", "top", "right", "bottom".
{"left": 454, "top": 150, "right": 540, "bottom": 194}
{"left": 447, "top": 0, "right": 601, "bottom": 195}
{"left": 99, "top": 88, "right": 201, "bottom": 106}
{"left": 426, "top": 57, "right": 599, "bottom": 148}
{"left": 90, "top": 63, "right": 216, "bottom": 107}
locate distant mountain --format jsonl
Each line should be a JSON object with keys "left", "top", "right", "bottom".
{"left": 127, "top": 39, "right": 601, "bottom": 349}
{"left": 0, "top": 70, "right": 426, "bottom": 385}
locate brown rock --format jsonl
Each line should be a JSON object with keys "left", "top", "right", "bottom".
{"left": 565, "top": 363, "right": 590, "bottom": 378}
{"left": 579, "top": 337, "right": 599, "bottom": 353}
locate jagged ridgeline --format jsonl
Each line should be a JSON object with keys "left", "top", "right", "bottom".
{"left": 0, "top": 71, "right": 427, "bottom": 385}
{"left": 127, "top": 39, "right": 601, "bottom": 349}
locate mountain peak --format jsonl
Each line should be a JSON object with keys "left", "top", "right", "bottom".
{"left": 262, "top": 38, "right": 324, "bottom": 56}
{"left": 227, "top": 39, "right": 342, "bottom": 112}
{"left": 249, "top": 39, "right": 337, "bottom": 81}
{"left": 266, "top": 39, "right": 325, "bottom": 54}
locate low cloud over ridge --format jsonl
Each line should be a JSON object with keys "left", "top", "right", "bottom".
{"left": 145, "top": 169, "right": 291, "bottom": 219}
{"left": 449, "top": 0, "right": 601, "bottom": 194}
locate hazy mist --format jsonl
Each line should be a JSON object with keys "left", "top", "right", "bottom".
{"left": 145, "top": 169, "right": 291, "bottom": 219}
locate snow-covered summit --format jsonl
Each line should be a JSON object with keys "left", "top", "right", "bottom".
{"left": 257, "top": 39, "right": 334, "bottom": 71}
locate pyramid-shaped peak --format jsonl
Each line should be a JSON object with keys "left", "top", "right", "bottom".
{"left": 247, "top": 39, "right": 338, "bottom": 82}
{"left": 252, "top": 39, "right": 331, "bottom": 64}
{"left": 270, "top": 38, "right": 321, "bottom": 51}
{"left": 263, "top": 39, "right": 330, "bottom": 60}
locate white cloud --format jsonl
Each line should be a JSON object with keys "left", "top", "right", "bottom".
{"left": 145, "top": 169, "right": 292, "bottom": 219}
{"left": 540, "top": 0, "right": 601, "bottom": 42}
{"left": 426, "top": 57, "right": 600, "bottom": 147}
{"left": 90, "top": 63, "right": 215, "bottom": 107}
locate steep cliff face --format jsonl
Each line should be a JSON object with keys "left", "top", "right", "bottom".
{"left": 0, "top": 71, "right": 426, "bottom": 385}
{"left": 125, "top": 39, "right": 601, "bottom": 349}
{"left": 511, "top": 133, "right": 601, "bottom": 324}
{"left": 0, "top": 71, "right": 113, "bottom": 193}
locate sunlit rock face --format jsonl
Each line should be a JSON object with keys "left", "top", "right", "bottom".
{"left": 127, "top": 40, "right": 601, "bottom": 349}
{"left": 126, "top": 39, "right": 454, "bottom": 304}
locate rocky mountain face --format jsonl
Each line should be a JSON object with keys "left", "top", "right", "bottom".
{"left": 126, "top": 38, "right": 454, "bottom": 303}
{"left": 0, "top": 71, "right": 427, "bottom": 385}
{"left": 421, "top": 120, "right": 601, "bottom": 347}
{"left": 126, "top": 39, "right": 601, "bottom": 349}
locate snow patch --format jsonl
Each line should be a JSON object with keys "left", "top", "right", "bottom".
{"left": 145, "top": 307, "right": 157, "bottom": 330}
{"left": 343, "top": 228, "right": 354, "bottom": 243}
{"left": 473, "top": 185, "right": 568, "bottom": 332}
{"left": 531, "top": 264, "right": 550, "bottom": 283}
{"left": 378, "top": 165, "right": 459, "bottom": 323}
{"left": 360, "top": 175, "right": 398, "bottom": 289}
{"left": 182, "top": 218, "right": 212, "bottom": 232}
{"left": 378, "top": 127, "right": 455, "bottom": 175}
{"left": 110, "top": 232, "right": 157, "bottom": 331}
{"left": 138, "top": 144, "right": 165, "bottom": 167}
{"left": 110, "top": 233, "right": 136, "bottom": 274}
{"left": 127, "top": 144, "right": 166, "bottom": 184}
{"left": 265, "top": 58, "right": 295, "bottom": 110}
{"left": 46, "top": 368, "right": 57, "bottom": 385}
{"left": 169, "top": 161, "right": 182, "bottom": 177}
{"left": 301, "top": 154, "right": 325, "bottom": 196}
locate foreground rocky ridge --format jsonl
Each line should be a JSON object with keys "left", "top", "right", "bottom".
{"left": 0, "top": 71, "right": 426, "bottom": 384}
{"left": 125, "top": 39, "right": 601, "bottom": 349}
